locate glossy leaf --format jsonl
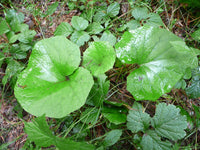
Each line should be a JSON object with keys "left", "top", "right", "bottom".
{"left": 145, "top": 13, "right": 164, "bottom": 27}
{"left": 115, "top": 26, "right": 198, "bottom": 100}
{"left": 100, "top": 30, "right": 116, "bottom": 46}
{"left": 141, "top": 130, "right": 172, "bottom": 150}
{"left": 54, "top": 22, "right": 73, "bottom": 37}
{"left": 25, "top": 115, "right": 95, "bottom": 149}
{"left": 102, "top": 106, "right": 127, "bottom": 125}
{"left": 107, "top": 2, "right": 120, "bottom": 17}
{"left": 126, "top": 20, "right": 140, "bottom": 30}
{"left": 127, "top": 102, "right": 151, "bottom": 133}
{"left": 103, "top": 130, "right": 122, "bottom": 146}
{"left": 71, "top": 16, "right": 89, "bottom": 31}
{"left": 18, "top": 30, "right": 36, "bottom": 43}
{"left": 151, "top": 103, "right": 187, "bottom": 140}
{"left": 70, "top": 31, "right": 90, "bottom": 46}
{"left": 82, "top": 41, "right": 115, "bottom": 76}
{"left": 14, "top": 36, "right": 94, "bottom": 118}
{"left": 6, "top": 31, "right": 18, "bottom": 43}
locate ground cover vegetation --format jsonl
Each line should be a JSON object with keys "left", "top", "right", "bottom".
{"left": 0, "top": 0, "right": 200, "bottom": 149}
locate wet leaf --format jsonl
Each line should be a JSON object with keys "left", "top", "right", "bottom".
{"left": 87, "top": 22, "right": 104, "bottom": 34}
{"left": 14, "top": 36, "right": 94, "bottom": 118}
{"left": 82, "top": 41, "right": 115, "bottom": 76}
{"left": 102, "top": 106, "right": 127, "bottom": 125}
{"left": 115, "top": 26, "right": 198, "bottom": 100}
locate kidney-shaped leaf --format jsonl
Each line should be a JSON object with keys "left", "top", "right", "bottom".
{"left": 83, "top": 41, "right": 115, "bottom": 76}
{"left": 115, "top": 26, "right": 198, "bottom": 100}
{"left": 14, "top": 36, "right": 94, "bottom": 118}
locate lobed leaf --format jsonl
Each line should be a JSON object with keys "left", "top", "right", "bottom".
{"left": 127, "top": 102, "right": 151, "bottom": 133}
{"left": 151, "top": 103, "right": 187, "bottom": 140}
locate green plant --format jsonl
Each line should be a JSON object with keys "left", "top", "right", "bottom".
{"left": 0, "top": 9, "right": 36, "bottom": 89}
{"left": 14, "top": 36, "right": 116, "bottom": 118}
{"left": 115, "top": 25, "right": 198, "bottom": 100}
{"left": 127, "top": 102, "right": 187, "bottom": 149}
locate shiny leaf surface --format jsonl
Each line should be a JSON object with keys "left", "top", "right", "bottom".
{"left": 54, "top": 22, "right": 73, "bottom": 37}
{"left": 83, "top": 41, "right": 115, "bottom": 76}
{"left": 115, "top": 26, "right": 198, "bottom": 100}
{"left": 15, "top": 36, "right": 94, "bottom": 118}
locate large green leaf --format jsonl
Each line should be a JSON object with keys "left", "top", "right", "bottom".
{"left": 14, "top": 36, "right": 94, "bottom": 118}
{"left": 71, "top": 16, "right": 89, "bottom": 31}
{"left": 151, "top": 103, "right": 187, "bottom": 141}
{"left": 115, "top": 26, "right": 198, "bottom": 100}
{"left": 127, "top": 102, "right": 151, "bottom": 133}
{"left": 82, "top": 41, "right": 115, "bottom": 76}
{"left": 141, "top": 130, "right": 172, "bottom": 150}
{"left": 25, "top": 115, "right": 95, "bottom": 149}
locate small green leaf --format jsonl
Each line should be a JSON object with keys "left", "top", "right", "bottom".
{"left": 0, "top": 19, "right": 10, "bottom": 35}
{"left": 100, "top": 30, "right": 116, "bottom": 46}
{"left": 174, "top": 79, "right": 186, "bottom": 89}
{"left": 102, "top": 106, "right": 127, "bottom": 125}
{"left": 192, "top": 28, "right": 200, "bottom": 42}
{"left": 18, "top": 30, "right": 36, "bottom": 43}
{"left": 141, "top": 130, "right": 172, "bottom": 150}
{"left": 71, "top": 16, "right": 89, "bottom": 31}
{"left": 87, "top": 22, "right": 104, "bottom": 34}
{"left": 6, "top": 31, "right": 18, "bottom": 43}
{"left": 103, "top": 130, "right": 122, "bottom": 146}
{"left": 145, "top": 13, "right": 164, "bottom": 27}
{"left": 107, "top": 2, "right": 120, "bottom": 17}
{"left": 80, "top": 107, "right": 99, "bottom": 125}
{"left": 127, "top": 102, "right": 151, "bottom": 133}
{"left": 186, "top": 80, "right": 200, "bottom": 98}
{"left": 54, "top": 22, "right": 73, "bottom": 37}
{"left": 93, "top": 11, "right": 107, "bottom": 23}
{"left": 82, "top": 41, "right": 115, "bottom": 76}
{"left": 70, "top": 31, "right": 90, "bottom": 46}
{"left": 126, "top": 20, "right": 140, "bottom": 30}
{"left": 10, "top": 44, "right": 27, "bottom": 59}
{"left": 131, "top": 7, "right": 149, "bottom": 20}
{"left": 151, "top": 103, "right": 187, "bottom": 140}
{"left": 14, "top": 36, "right": 94, "bottom": 118}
